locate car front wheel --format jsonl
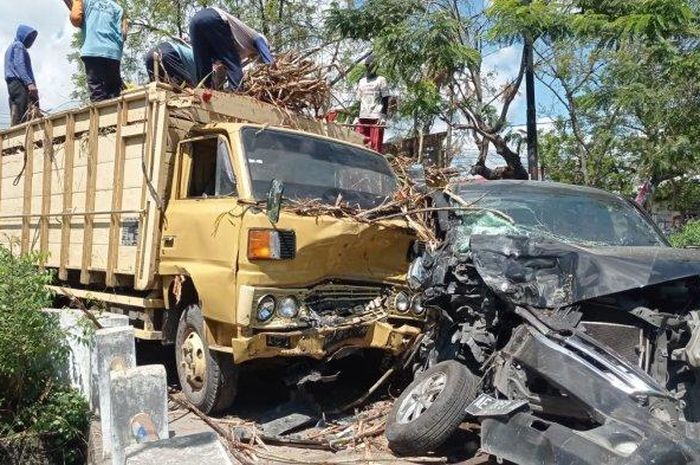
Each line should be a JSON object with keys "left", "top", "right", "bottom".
{"left": 386, "top": 360, "right": 479, "bottom": 455}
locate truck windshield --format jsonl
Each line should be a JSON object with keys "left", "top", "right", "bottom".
{"left": 454, "top": 187, "right": 666, "bottom": 247}
{"left": 242, "top": 128, "right": 397, "bottom": 209}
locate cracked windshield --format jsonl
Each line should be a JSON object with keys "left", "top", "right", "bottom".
{"left": 243, "top": 127, "right": 396, "bottom": 209}
{"left": 454, "top": 187, "right": 666, "bottom": 249}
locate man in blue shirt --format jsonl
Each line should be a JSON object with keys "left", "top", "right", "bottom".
{"left": 70, "top": 0, "right": 128, "bottom": 102}
{"left": 145, "top": 40, "right": 195, "bottom": 87}
{"left": 189, "top": 7, "right": 273, "bottom": 91}
{"left": 4, "top": 25, "right": 39, "bottom": 125}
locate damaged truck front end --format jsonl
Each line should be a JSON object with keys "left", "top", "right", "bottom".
{"left": 385, "top": 181, "right": 700, "bottom": 463}
{"left": 162, "top": 124, "right": 424, "bottom": 413}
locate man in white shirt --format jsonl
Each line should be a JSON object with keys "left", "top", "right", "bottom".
{"left": 355, "top": 56, "right": 390, "bottom": 153}
{"left": 189, "top": 7, "right": 274, "bottom": 90}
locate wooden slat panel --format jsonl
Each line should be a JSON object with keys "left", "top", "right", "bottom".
{"left": 134, "top": 101, "right": 154, "bottom": 288}
{"left": 20, "top": 125, "right": 34, "bottom": 254}
{"left": 39, "top": 120, "right": 54, "bottom": 259}
{"left": 59, "top": 114, "right": 75, "bottom": 280}
{"left": 106, "top": 103, "right": 126, "bottom": 286}
{"left": 80, "top": 109, "right": 99, "bottom": 284}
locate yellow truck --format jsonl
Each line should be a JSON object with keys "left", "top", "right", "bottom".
{"left": 0, "top": 84, "right": 423, "bottom": 412}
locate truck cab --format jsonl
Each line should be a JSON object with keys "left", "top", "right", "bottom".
{"left": 160, "top": 123, "right": 423, "bottom": 412}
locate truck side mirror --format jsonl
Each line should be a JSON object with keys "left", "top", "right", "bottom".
{"left": 266, "top": 179, "right": 284, "bottom": 225}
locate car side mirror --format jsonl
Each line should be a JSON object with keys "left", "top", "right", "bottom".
{"left": 266, "top": 179, "right": 284, "bottom": 225}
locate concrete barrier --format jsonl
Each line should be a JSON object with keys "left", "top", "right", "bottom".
{"left": 96, "top": 326, "right": 136, "bottom": 459}
{"left": 124, "top": 432, "right": 233, "bottom": 465}
{"left": 110, "top": 365, "right": 169, "bottom": 465}
{"left": 43, "top": 309, "right": 129, "bottom": 406}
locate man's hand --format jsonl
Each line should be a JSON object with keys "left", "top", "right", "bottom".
{"left": 28, "top": 84, "right": 39, "bottom": 101}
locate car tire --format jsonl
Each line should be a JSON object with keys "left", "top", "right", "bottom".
{"left": 386, "top": 360, "right": 479, "bottom": 456}
{"left": 175, "top": 304, "right": 238, "bottom": 414}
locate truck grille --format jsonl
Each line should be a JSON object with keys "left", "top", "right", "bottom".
{"left": 278, "top": 231, "right": 296, "bottom": 259}
{"left": 579, "top": 321, "right": 643, "bottom": 367}
{"left": 304, "top": 285, "right": 383, "bottom": 315}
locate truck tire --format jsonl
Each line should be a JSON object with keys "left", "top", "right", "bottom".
{"left": 175, "top": 304, "right": 238, "bottom": 414}
{"left": 386, "top": 360, "right": 479, "bottom": 456}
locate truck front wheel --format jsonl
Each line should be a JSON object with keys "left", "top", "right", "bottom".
{"left": 175, "top": 304, "right": 238, "bottom": 414}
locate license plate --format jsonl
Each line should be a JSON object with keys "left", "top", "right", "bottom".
{"left": 466, "top": 393, "right": 528, "bottom": 417}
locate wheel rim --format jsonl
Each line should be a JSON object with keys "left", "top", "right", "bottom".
{"left": 396, "top": 371, "right": 447, "bottom": 424}
{"left": 180, "top": 328, "right": 207, "bottom": 391}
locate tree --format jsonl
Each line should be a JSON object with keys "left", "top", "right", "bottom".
{"left": 491, "top": 0, "right": 700, "bottom": 205}
{"left": 327, "top": 0, "right": 529, "bottom": 176}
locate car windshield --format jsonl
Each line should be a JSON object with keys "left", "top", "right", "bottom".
{"left": 242, "top": 128, "right": 397, "bottom": 209}
{"left": 452, "top": 185, "right": 666, "bottom": 248}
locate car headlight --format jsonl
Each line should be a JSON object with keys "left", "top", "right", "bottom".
{"left": 394, "top": 292, "right": 410, "bottom": 313}
{"left": 411, "top": 295, "right": 425, "bottom": 315}
{"left": 278, "top": 296, "right": 299, "bottom": 318}
{"left": 256, "top": 295, "right": 276, "bottom": 322}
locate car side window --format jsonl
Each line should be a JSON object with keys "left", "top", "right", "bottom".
{"left": 187, "top": 136, "right": 237, "bottom": 198}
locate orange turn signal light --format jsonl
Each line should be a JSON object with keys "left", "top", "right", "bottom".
{"left": 248, "top": 229, "right": 281, "bottom": 260}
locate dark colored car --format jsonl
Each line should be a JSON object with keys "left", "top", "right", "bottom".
{"left": 386, "top": 180, "right": 700, "bottom": 464}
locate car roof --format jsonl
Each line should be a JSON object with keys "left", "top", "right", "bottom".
{"left": 451, "top": 179, "right": 625, "bottom": 201}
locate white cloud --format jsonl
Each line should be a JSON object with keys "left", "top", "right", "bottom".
{"left": 0, "top": 1, "right": 78, "bottom": 127}
{"left": 482, "top": 44, "right": 526, "bottom": 117}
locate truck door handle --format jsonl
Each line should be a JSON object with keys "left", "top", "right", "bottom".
{"left": 163, "top": 236, "right": 175, "bottom": 248}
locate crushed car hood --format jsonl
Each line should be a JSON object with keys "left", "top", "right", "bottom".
{"left": 470, "top": 235, "right": 700, "bottom": 308}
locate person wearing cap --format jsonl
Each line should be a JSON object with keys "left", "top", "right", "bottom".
{"left": 189, "top": 7, "right": 273, "bottom": 91}
{"left": 355, "top": 56, "right": 390, "bottom": 153}
{"left": 145, "top": 40, "right": 196, "bottom": 87}
{"left": 70, "top": 0, "right": 128, "bottom": 102}
{"left": 4, "top": 24, "right": 39, "bottom": 125}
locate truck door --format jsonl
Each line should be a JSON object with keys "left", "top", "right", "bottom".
{"left": 160, "top": 134, "right": 244, "bottom": 327}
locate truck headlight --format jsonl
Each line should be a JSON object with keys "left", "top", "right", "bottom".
{"left": 256, "top": 295, "right": 276, "bottom": 322}
{"left": 394, "top": 292, "right": 410, "bottom": 313}
{"left": 278, "top": 296, "right": 299, "bottom": 318}
{"left": 411, "top": 295, "right": 425, "bottom": 315}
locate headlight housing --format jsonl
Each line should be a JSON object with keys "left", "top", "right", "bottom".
{"left": 278, "top": 296, "right": 299, "bottom": 318}
{"left": 411, "top": 295, "right": 425, "bottom": 315}
{"left": 394, "top": 292, "right": 410, "bottom": 313}
{"left": 256, "top": 295, "right": 276, "bottom": 322}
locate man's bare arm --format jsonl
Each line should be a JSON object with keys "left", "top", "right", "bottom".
{"left": 70, "top": 0, "right": 84, "bottom": 27}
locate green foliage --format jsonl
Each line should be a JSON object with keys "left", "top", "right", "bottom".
{"left": 327, "top": 0, "right": 480, "bottom": 128}
{"left": 29, "top": 388, "right": 90, "bottom": 465}
{"left": 0, "top": 248, "right": 90, "bottom": 465}
{"left": 670, "top": 220, "right": 700, "bottom": 247}
{"left": 0, "top": 248, "right": 62, "bottom": 413}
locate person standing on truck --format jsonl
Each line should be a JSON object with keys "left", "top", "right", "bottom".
{"left": 4, "top": 25, "right": 39, "bottom": 126}
{"left": 355, "top": 55, "right": 390, "bottom": 153}
{"left": 70, "top": 0, "right": 128, "bottom": 102}
{"left": 189, "top": 7, "right": 273, "bottom": 91}
{"left": 145, "top": 40, "right": 196, "bottom": 87}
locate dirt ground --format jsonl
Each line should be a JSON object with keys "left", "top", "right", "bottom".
{"left": 106, "top": 341, "right": 500, "bottom": 465}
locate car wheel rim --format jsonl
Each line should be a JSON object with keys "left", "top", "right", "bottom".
{"left": 181, "top": 329, "right": 206, "bottom": 391}
{"left": 396, "top": 371, "right": 447, "bottom": 424}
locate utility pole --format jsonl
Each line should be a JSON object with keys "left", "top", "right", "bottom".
{"left": 524, "top": 29, "right": 539, "bottom": 180}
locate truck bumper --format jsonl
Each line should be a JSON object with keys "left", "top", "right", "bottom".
{"left": 230, "top": 321, "right": 421, "bottom": 364}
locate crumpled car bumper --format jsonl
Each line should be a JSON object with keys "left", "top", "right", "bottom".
{"left": 230, "top": 321, "right": 421, "bottom": 364}
{"left": 480, "top": 324, "right": 700, "bottom": 464}
{"left": 482, "top": 412, "right": 700, "bottom": 465}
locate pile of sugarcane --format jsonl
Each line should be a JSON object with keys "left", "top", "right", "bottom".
{"left": 243, "top": 52, "right": 330, "bottom": 115}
